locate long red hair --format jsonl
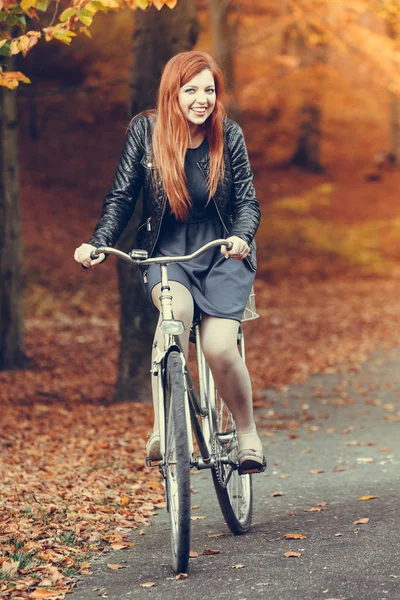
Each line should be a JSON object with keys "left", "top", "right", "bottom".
{"left": 152, "top": 51, "right": 226, "bottom": 221}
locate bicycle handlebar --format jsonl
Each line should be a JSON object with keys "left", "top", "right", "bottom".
{"left": 90, "top": 239, "right": 233, "bottom": 266}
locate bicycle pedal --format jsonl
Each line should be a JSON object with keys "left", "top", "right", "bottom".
{"left": 238, "top": 457, "right": 267, "bottom": 476}
{"left": 145, "top": 457, "right": 161, "bottom": 467}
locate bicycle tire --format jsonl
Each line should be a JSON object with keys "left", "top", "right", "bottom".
{"left": 164, "top": 350, "right": 191, "bottom": 573}
{"left": 210, "top": 390, "right": 253, "bottom": 534}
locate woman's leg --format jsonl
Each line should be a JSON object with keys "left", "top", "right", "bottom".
{"left": 200, "top": 315, "right": 263, "bottom": 454}
{"left": 150, "top": 281, "right": 194, "bottom": 434}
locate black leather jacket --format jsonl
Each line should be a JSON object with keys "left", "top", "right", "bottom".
{"left": 88, "top": 113, "right": 260, "bottom": 271}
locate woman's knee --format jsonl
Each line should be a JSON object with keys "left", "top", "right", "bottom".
{"left": 202, "top": 340, "right": 238, "bottom": 372}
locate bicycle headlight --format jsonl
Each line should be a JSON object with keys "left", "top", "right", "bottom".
{"left": 159, "top": 319, "right": 185, "bottom": 335}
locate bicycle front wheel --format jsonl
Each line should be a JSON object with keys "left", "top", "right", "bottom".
{"left": 164, "top": 350, "right": 191, "bottom": 573}
{"left": 210, "top": 383, "right": 253, "bottom": 535}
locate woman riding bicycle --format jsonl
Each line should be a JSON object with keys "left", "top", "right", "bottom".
{"left": 74, "top": 50, "right": 265, "bottom": 474}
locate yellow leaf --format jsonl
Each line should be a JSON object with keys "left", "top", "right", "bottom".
{"left": 353, "top": 518, "right": 370, "bottom": 525}
{"left": 310, "top": 469, "right": 325, "bottom": 474}
{"left": 21, "top": 0, "right": 38, "bottom": 10}
{"left": 140, "top": 582, "right": 155, "bottom": 587}
{"left": 283, "top": 533, "right": 307, "bottom": 540}
{"left": 357, "top": 495, "right": 377, "bottom": 501}
{"left": 189, "top": 550, "right": 198, "bottom": 558}
{"left": 0, "top": 71, "right": 31, "bottom": 89}
{"left": 78, "top": 14, "right": 93, "bottom": 26}
{"left": 176, "top": 572, "right": 188, "bottom": 579}
{"left": 284, "top": 551, "right": 301, "bottom": 558}
{"left": 208, "top": 533, "right": 223, "bottom": 538}
{"left": 119, "top": 494, "right": 131, "bottom": 506}
{"left": 304, "top": 507, "right": 323, "bottom": 512}
{"left": 233, "top": 564, "right": 245, "bottom": 569}
{"left": 78, "top": 26, "right": 92, "bottom": 38}
{"left": 191, "top": 515, "right": 206, "bottom": 520}
{"left": 269, "top": 491, "right": 284, "bottom": 497}
{"left": 135, "top": 0, "right": 150, "bottom": 9}
{"left": 279, "top": 473, "right": 289, "bottom": 479}
{"left": 107, "top": 563, "right": 125, "bottom": 569}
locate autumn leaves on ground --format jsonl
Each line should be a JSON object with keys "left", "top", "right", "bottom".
{"left": 3, "top": 18, "right": 400, "bottom": 600}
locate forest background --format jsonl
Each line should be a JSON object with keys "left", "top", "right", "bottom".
{"left": 2, "top": 0, "right": 400, "bottom": 598}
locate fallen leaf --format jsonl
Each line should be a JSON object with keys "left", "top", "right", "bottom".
{"left": 300, "top": 449, "right": 312, "bottom": 454}
{"left": 326, "top": 428, "right": 336, "bottom": 434}
{"left": 191, "top": 505, "right": 200, "bottom": 510}
{"left": 189, "top": 551, "right": 198, "bottom": 558}
{"left": 333, "top": 466, "right": 345, "bottom": 472}
{"left": 310, "top": 469, "right": 325, "bottom": 474}
{"left": 316, "top": 502, "right": 328, "bottom": 507}
{"left": 29, "top": 591, "right": 60, "bottom": 599}
{"left": 356, "top": 457, "right": 374, "bottom": 463}
{"left": 176, "top": 573, "right": 188, "bottom": 579}
{"left": 191, "top": 516, "right": 206, "bottom": 521}
{"left": 202, "top": 549, "right": 221, "bottom": 555}
{"left": 283, "top": 533, "right": 307, "bottom": 540}
{"left": 232, "top": 564, "right": 245, "bottom": 569}
{"left": 353, "top": 518, "right": 370, "bottom": 525}
{"left": 357, "top": 495, "right": 377, "bottom": 501}
{"left": 269, "top": 491, "right": 284, "bottom": 497}
{"left": 208, "top": 533, "right": 223, "bottom": 538}
{"left": 304, "top": 507, "right": 323, "bottom": 512}
{"left": 279, "top": 474, "right": 289, "bottom": 479}
{"left": 110, "top": 543, "right": 129, "bottom": 550}
{"left": 379, "top": 447, "right": 391, "bottom": 452}
{"left": 119, "top": 495, "right": 131, "bottom": 506}
{"left": 107, "top": 564, "right": 125, "bottom": 570}
{"left": 140, "top": 582, "right": 156, "bottom": 588}
{"left": 138, "top": 531, "right": 145, "bottom": 536}
{"left": 284, "top": 551, "right": 301, "bottom": 558}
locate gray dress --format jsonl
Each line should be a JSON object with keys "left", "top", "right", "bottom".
{"left": 142, "top": 138, "right": 255, "bottom": 322}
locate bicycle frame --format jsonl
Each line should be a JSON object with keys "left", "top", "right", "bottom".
{"left": 90, "top": 240, "right": 232, "bottom": 472}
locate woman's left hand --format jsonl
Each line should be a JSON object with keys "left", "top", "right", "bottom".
{"left": 221, "top": 236, "right": 250, "bottom": 260}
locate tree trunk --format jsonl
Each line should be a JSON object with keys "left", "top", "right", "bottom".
{"left": 209, "top": 0, "right": 239, "bottom": 120}
{"left": 113, "top": 3, "right": 198, "bottom": 402}
{"left": 0, "top": 58, "right": 25, "bottom": 370}
{"left": 387, "top": 22, "right": 400, "bottom": 164}
{"left": 390, "top": 93, "right": 400, "bottom": 164}
{"left": 284, "top": 13, "right": 324, "bottom": 172}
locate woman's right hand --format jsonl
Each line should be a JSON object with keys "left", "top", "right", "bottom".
{"left": 74, "top": 243, "right": 105, "bottom": 268}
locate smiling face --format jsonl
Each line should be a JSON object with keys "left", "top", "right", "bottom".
{"left": 178, "top": 68, "right": 216, "bottom": 135}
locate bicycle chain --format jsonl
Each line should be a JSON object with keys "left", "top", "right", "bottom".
{"left": 212, "top": 433, "right": 238, "bottom": 488}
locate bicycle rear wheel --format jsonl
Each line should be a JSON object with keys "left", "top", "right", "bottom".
{"left": 164, "top": 350, "right": 191, "bottom": 573}
{"left": 210, "top": 388, "right": 253, "bottom": 534}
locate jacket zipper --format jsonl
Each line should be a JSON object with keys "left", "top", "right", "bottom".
{"left": 138, "top": 217, "right": 152, "bottom": 232}
{"left": 143, "top": 197, "right": 167, "bottom": 283}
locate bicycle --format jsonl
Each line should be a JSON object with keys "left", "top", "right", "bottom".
{"left": 90, "top": 239, "right": 266, "bottom": 574}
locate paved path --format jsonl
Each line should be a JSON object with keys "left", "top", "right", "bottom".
{"left": 70, "top": 348, "right": 400, "bottom": 600}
